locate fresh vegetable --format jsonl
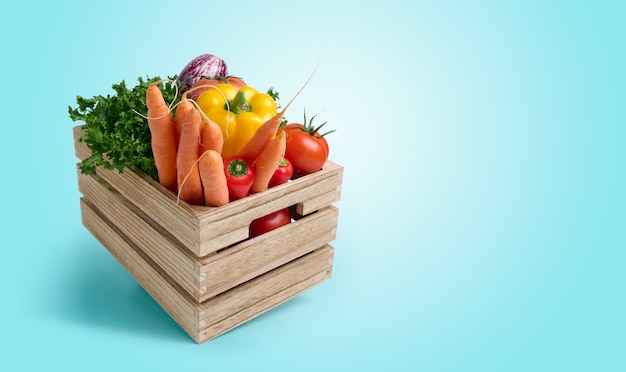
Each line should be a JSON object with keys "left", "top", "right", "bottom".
{"left": 268, "top": 158, "right": 293, "bottom": 187}
{"left": 69, "top": 76, "right": 179, "bottom": 179}
{"left": 223, "top": 156, "right": 255, "bottom": 201}
{"left": 199, "top": 118, "right": 224, "bottom": 155}
{"left": 176, "top": 108, "right": 204, "bottom": 205}
{"left": 280, "top": 110, "right": 333, "bottom": 177}
{"left": 70, "top": 60, "right": 331, "bottom": 210}
{"left": 196, "top": 83, "right": 277, "bottom": 157}
{"left": 146, "top": 83, "right": 178, "bottom": 192}
{"left": 251, "top": 131, "right": 286, "bottom": 193}
{"left": 176, "top": 54, "right": 228, "bottom": 93}
{"left": 199, "top": 150, "right": 229, "bottom": 207}
{"left": 249, "top": 208, "right": 291, "bottom": 238}
{"left": 187, "top": 76, "right": 247, "bottom": 100}
{"left": 174, "top": 99, "right": 194, "bottom": 144}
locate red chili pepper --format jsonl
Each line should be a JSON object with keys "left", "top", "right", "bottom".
{"left": 268, "top": 157, "right": 294, "bottom": 188}
{"left": 223, "top": 156, "right": 255, "bottom": 201}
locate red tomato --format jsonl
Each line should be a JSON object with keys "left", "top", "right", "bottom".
{"left": 268, "top": 158, "right": 293, "bottom": 187}
{"left": 280, "top": 123, "right": 330, "bottom": 178}
{"left": 249, "top": 208, "right": 292, "bottom": 238}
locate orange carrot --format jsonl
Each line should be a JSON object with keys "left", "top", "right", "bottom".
{"left": 237, "top": 64, "right": 318, "bottom": 163}
{"left": 251, "top": 131, "right": 286, "bottom": 193}
{"left": 177, "top": 108, "right": 204, "bottom": 205}
{"left": 237, "top": 111, "right": 284, "bottom": 164}
{"left": 198, "top": 150, "right": 229, "bottom": 207}
{"left": 200, "top": 117, "right": 224, "bottom": 155}
{"left": 174, "top": 99, "right": 194, "bottom": 145}
{"left": 146, "top": 83, "right": 178, "bottom": 192}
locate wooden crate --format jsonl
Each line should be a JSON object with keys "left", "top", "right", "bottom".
{"left": 73, "top": 126, "right": 343, "bottom": 343}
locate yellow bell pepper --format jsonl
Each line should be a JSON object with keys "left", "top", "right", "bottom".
{"left": 196, "top": 83, "right": 277, "bottom": 157}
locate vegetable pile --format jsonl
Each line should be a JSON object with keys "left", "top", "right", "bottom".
{"left": 69, "top": 53, "right": 334, "bottom": 236}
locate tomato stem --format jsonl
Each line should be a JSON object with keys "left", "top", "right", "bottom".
{"left": 300, "top": 108, "right": 335, "bottom": 137}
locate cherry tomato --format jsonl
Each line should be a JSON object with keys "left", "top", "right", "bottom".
{"left": 223, "top": 156, "right": 255, "bottom": 201}
{"left": 249, "top": 208, "right": 292, "bottom": 238}
{"left": 268, "top": 158, "right": 293, "bottom": 187}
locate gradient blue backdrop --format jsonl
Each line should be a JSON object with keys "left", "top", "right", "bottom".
{"left": 3, "top": 1, "right": 624, "bottom": 371}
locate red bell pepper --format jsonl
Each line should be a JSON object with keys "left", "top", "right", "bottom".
{"left": 268, "top": 157, "right": 293, "bottom": 188}
{"left": 223, "top": 156, "right": 255, "bottom": 201}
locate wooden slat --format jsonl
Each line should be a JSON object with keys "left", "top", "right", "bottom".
{"left": 197, "top": 246, "right": 333, "bottom": 328}
{"left": 296, "top": 178, "right": 343, "bottom": 216}
{"left": 195, "top": 207, "right": 337, "bottom": 301}
{"left": 78, "top": 170, "right": 200, "bottom": 295}
{"left": 81, "top": 198, "right": 333, "bottom": 344}
{"left": 198, "top": 269, "right": 331, "bottom": 343}
{"left": 196, "top": 168, "right": 343, "bottom": 256}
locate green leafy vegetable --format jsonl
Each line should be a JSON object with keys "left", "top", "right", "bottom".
{"left": 266, "top": 86, "right": 288, "bottom": 128}
{"left": 68, "top": 76, "right": 179, "bottom": 179}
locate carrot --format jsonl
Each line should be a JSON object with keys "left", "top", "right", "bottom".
{"left": 176, "top": 108, "right": 204, "bottom": 205}
{"left": 198, "top": 150, "right": 229, "bottom": 207}
{"left": 174, "top": 99, "right": 194, "bottom": 145}
{"left": 237, "top": 64, "right": 318, "bottom": 163}
{"left": 251, "top": 131, "right": 286, "bottom": 193}
{"left": 146, "top": 83, "right": 178, "bottom": 192}
{"left": 236, "top": 110, "right": 284, "bottom": 164}
{"left": 199, "top": 117, "right": 224, "bottom": 155}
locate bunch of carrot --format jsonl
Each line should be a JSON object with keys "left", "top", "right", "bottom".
{"left": 145, "top": 82, "right": 288, "bottom": 207}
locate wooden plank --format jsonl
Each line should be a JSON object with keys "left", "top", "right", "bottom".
{"left": 196, "top": 168, "right": 343, "bottom": 256}
{"left": 80, "top": 198, "right": 333, "bottom": 343}
{"left": 78, "top": 170, "right": 200, "bottom": 296}
{"left": 198, "top": 269, "right": 331, "bottom": 343}
{"left": 296, "top": 178, "right": 343, "bottom": 216}
{"left": 79, "top": 167, "right": 339, "bottom": 302}
{"left": 94, "top": 164, "right": 201, "bottom": 250}
{"left": 73, "top": 125, "right": 86, "bottom": 160}
{"left": 195, "top": 207, "right": 337, "bottom": 301}
{"left": 198, "top": 246, "right": 333, "bottom": 325}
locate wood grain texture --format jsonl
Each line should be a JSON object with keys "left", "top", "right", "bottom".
{"left": 81, "top": 198, "right": 333, "bottom": 344}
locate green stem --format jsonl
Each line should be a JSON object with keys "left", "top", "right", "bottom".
{"left": 230, "top": 91, "right": 251, "bottom": 114}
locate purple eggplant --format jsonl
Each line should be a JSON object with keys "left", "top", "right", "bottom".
{"left": 176, "top": 54, "right": 228, "bottom": 93}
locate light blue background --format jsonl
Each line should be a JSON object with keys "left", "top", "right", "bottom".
{"left": 3, "top": 0, "right": 624, "bottom": 370}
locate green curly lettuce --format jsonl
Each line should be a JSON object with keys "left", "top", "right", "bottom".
{"left": 68, "top": 76, "right": 179, "bottom": 180}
